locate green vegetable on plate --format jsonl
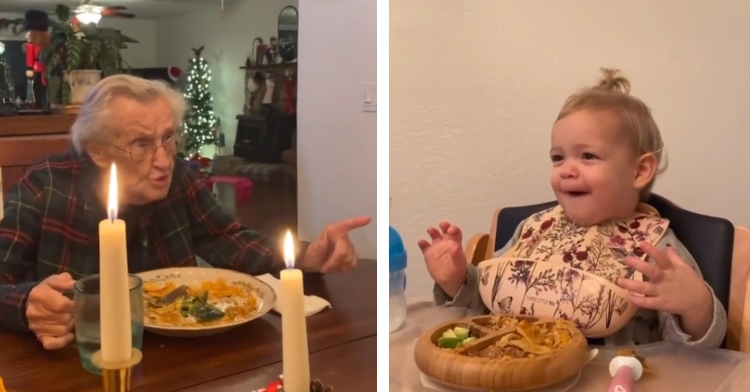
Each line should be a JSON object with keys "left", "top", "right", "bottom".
{"left": 179, "top": 291, "right": 226, "bottom": 322}
{"left": 437, "top": 326, "right": 477, "bottom": 349}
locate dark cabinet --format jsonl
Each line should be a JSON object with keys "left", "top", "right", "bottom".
{"left": 233, "top": 113, "right": 295, "bottom": 163}
{"left": 0, "top": 115, "right": 74, "bottom": 197}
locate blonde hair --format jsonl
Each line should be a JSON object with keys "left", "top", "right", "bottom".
{"left": 556, "top": 68, "right": 667, "bottom": 198}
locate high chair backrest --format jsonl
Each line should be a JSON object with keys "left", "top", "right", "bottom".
{"left": 730, "top": 226, "right": 750, "bottom": 352}
{"left": 489, "top": 193, "right": 735, "bottom": 348}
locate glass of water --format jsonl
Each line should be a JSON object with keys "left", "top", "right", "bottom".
{"left": 73, "top": 274, "right": 144, "bottom": 375}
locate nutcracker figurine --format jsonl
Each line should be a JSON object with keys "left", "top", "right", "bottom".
{"left": 24, "top": 10, "right": 50, "bottom": 109}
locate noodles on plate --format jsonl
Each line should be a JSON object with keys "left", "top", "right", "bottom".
{"left": 143, "top": 278, "right": 259, "bottom": 327}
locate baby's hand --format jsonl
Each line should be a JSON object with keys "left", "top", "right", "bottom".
{"left": 616, "top": 242, "right": 708, "bottom": 316}
{"left": 418, "top": 221, "right": 467, "bottom": 297}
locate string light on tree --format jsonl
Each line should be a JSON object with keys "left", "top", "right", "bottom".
{"left": 183, "top": 45, "right": 217, "bottom": 153}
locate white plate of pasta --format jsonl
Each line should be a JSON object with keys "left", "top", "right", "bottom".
{"left": 136, "top": 267, "right": 277, "bottom": 337}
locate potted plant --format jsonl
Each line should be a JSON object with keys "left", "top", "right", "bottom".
{"left": 43, "top": 5, "right": 138, "bottom": 107}
{"left": 0, "top": 5, "right": 138, "bottom": 108}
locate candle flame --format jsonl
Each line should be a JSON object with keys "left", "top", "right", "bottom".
{"left": 107, "top": 163, "right": 118, "bottom": 220}
{"left": 283, "top": 230, "right": 295, "bottom": 269}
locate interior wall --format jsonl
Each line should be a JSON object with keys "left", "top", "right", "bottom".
{"left": 296, "top": 0, "right": 377, "bottom": 258}
{"left": 391, "top": 0, "right": 750, "bottom": 299}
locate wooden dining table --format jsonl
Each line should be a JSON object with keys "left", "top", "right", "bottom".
{"left": 0, "top": 259, "right": 377, "bottom": 392}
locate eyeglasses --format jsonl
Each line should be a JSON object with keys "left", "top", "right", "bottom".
{"left": 113, "top": 136, "right": 178, "bottom": 163}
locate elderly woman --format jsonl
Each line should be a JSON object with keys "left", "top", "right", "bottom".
{"left": 0, "top": 74, "right": 370, "bottom": 350}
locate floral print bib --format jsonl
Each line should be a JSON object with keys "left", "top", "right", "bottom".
{"left": 477, "top": 203, "right": 669, "bottom": 336}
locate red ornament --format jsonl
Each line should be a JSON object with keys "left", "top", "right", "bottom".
{"left": 266, "top": 379, "right": 282, "bottom": 391}
{"left": 188, "top": 153, "right": 212, "bottom": 168}
{"left": 168, "top": 66, "right": 181, "bottom": 82}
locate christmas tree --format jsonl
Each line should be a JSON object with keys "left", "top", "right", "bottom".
{"left": 183, "top": 46, "right": 216, "bottom": 153}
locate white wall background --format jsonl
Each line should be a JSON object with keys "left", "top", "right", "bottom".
{"left": 390, "top": 0, "right": 750, "bottom": 299}
{"left": 102, "top": 17, "right": 158, "bottom": 69}
{"left": 296, "top": 0, "right": 377, "bottom": 257}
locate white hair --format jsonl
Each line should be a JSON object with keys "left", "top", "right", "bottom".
{"left": 70, "top": 74, "right": 186, "bottom": 154}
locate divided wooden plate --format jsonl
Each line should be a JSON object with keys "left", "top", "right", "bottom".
{"left": 413, "top": 315, "right": 589, "bottom": 391}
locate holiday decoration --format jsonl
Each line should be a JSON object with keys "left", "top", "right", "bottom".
{"left": 250, "top": 375, "right": 333, "bottom": 392}
{"left": 185, "top": 152, "right": 213, "bottom": 180}
{"left": 24, "top": 10, "right": 50, "bottom": 49}
{"left": 26, "top": 33, "right": 45, "bottom": 80}
{"left": 182, "top": 46, "right": 217, "bottom": 153}
{"left": 24, "top": 10, "right": 50, "bottom": 109}
{"left": 266, "top": 36, "right": 278, "bottom": 64}
{"left": 0, "top": 57, "right": 15, "bottom": 104}
{"left": 189, "top": 153, "right": 212, "bottom": 168}
{"left": 168, "top": 66, "right": 181, "bottom": 82}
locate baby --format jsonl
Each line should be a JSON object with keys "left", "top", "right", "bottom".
{"left": 421, "top": 69, "right": 727, "bottom": 348}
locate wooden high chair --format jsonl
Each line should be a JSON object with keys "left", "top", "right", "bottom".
{"left": 730, "top": 226, "right": 750, "bottom": 352}
{"left": 463, "top": 194, "right": 745, "bottom": 350}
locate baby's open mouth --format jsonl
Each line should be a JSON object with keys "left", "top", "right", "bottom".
{"left": 565, "top": 191, "right": 589, "bottom": 197}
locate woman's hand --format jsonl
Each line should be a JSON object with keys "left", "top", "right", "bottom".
{"left": 301, "top": 216, "right": 371, "bottom": 273}
{"left": 26, "top": 273, "right": 76, "bottom": 350}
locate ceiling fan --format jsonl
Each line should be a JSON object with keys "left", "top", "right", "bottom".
{"left": 69, "top": 0, "right": 135, "bottom": 25}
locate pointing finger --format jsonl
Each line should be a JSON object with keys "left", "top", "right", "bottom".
{"left": 325, "top": 216, "right": 372, "bottom": 239}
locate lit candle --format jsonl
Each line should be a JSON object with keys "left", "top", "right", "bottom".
{"left": 280, "top": 230, "right": 310, "bottom": 392}
{"left": 99, "top": 163, "right": 132, "bottom": 363}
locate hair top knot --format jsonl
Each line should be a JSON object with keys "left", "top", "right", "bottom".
{"left": 595, "top": 68, "right": 630, "bottom": 94}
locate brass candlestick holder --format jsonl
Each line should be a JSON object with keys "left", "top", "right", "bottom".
{"left": 91, "top": 348, "right": 143, "bottom": 392}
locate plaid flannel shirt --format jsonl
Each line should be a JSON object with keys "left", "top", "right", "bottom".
{"left": 0, "top": 150, "right": 282, "bottom": 333}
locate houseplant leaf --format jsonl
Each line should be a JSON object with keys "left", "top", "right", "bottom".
{"left": 66, "top": 39, "right": 83, "bottom": 72}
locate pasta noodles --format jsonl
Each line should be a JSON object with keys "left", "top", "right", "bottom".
{"left": 143, "top": 278, "right": 259, "bottom": 327}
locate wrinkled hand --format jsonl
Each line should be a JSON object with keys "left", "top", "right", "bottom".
{"left": 616, "top": 242, "right": 708, "bottom": 316}
{"left": 26, "top": 273, "right": 76, "bottom": 350}
{"left": 303, "top": 216, "right": 372, "bottom": 274}
{"left": 418, "top": 221, "right": 467, "bottom": 297}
